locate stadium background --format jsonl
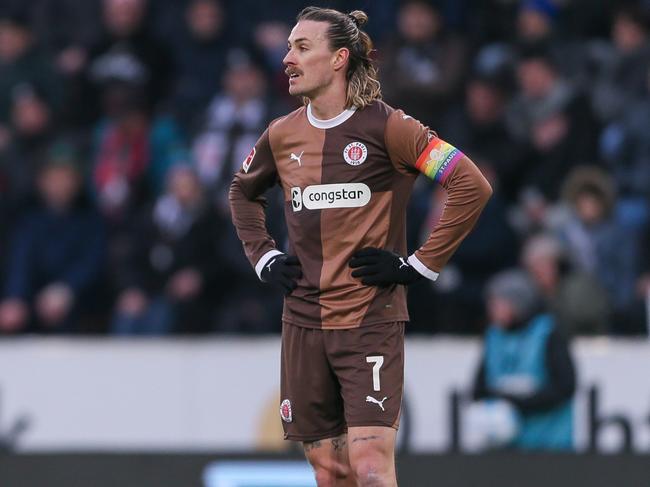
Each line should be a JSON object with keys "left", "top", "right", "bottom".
{"left": 1, "top": 0, "right": 650, "bottom": 485}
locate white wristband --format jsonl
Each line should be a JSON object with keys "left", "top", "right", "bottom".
{"left": 407, "top": 254, "right": 439, "bottom": 281}
{"left": 255, "top": 249, "right": 285, "bottom": 281}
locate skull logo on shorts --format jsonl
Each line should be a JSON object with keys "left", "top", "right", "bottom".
{"left": 280, "top": 399, "right": 293, "bottom": 423}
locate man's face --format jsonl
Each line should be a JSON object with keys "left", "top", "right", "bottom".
{"left": 517, "top": 9, "right": 551, "bottom": 41}
{"left": 38, "top": 165, "right": 80, "bottom": 211}
{"left": 104, "top": 0, "right": 146, "bottom": 37}
{"left": 517, "top": 58, "right": 555, "bottom": 99}
{"left": 613, "top": 16, "right": 646, "bottom": 53}
{"left": 224, "top": 64, "right": 265, "bottom": 102}
{"left": 524, "top": 253, "right": 558, "bottom": 292}
{"left": 575, "top": 193, "right": 605, "bottom": 226}
{"left": 187, "top": 0, "right": 222, "bottom": 40}
{"left": 0, "top": 22, "right": 31, "bottom": 62}
{"left": 487, "top": 296, "right": 517, "bottom": 329}
{"left": 283, "top": 20, "right": 338, "bottom": 99}
{"left": 398, "top": 2, "right": 439, "bottom": 43}
{"left": 466, "top": 81, "right": 503, "bottom": 124}
{"left": 169, "top": 167, "right": 201, "bottom": 207}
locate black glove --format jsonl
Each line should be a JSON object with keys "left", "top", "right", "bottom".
{"left": 261, "top": 254, "right": 302, "bottom": 295}
{"left": 349, "top": 247, "right": 422, "bottom": 287}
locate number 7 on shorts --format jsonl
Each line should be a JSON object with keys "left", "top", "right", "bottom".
{"left": 366, "top": 355, "right": 384, "bottom": 391}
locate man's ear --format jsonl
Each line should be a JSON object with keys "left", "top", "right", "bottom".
{"left": 332, "top": 47, "right": 350, "bottom": 72}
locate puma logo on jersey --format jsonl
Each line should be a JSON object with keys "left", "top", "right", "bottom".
{"left": 399, "top": 257, "right": 409, "bottom": 269}
{"left": 366, "top": 395, "right": 388, "bottom": 411}
{"left": 266, "top": 258, "right": 277, "bottom": 273}
{"left": 290, "top": 151, "right": 304, "bottom": 166}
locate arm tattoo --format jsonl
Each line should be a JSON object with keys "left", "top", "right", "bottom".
{"left": 352, "top": 435, "right": 381, "bottom": 443}
{"left": 331, "top": 438, "right": 346, "bottom": 451}
{"left": 303, "top": 440, "right": 322, "bottom": 452}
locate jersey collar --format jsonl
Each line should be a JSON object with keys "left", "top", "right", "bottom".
{"left": 306, "top": 104, "right": 357, "bottom": 129}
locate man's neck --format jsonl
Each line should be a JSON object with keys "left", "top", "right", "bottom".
{"left": 308, "top": 82, "right": 348, "bottom": 120}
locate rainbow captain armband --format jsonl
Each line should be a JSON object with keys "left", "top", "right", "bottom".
{"left": 415, "top": 137, "right": 464, "bottom": 183}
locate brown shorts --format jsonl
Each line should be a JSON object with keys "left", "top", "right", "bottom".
{"left": 280, "top": 321, "right": 405, "bottom": 442}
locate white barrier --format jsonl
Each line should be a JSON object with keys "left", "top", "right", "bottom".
{"left": 0, "top": 337, "right": 647, "bottom": 452}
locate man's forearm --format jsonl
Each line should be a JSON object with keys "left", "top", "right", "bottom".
{"left": 412, "top": 157, "right": 492, "bottom": 278}
{"left": 228, "top": 178, "right": 278, "bottom": 275}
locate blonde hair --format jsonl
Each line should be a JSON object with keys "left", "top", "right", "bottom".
{"left": 296, "top": 7, "right": 382, "bottom": 109}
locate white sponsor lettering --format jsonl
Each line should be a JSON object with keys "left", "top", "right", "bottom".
{"left": 289, "top": 183, "right": 370, "bottom": 210}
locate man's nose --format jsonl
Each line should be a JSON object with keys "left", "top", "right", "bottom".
{"left": 283, "top": 49, "right": 295, "bottom": 67}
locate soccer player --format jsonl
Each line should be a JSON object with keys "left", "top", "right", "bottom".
{"left": 229, "top": 7, "right": 492, "bottom": 486}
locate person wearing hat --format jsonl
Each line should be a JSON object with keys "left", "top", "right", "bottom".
{"left": 0, "top": 8, "right": 62, "bottom": 133}
{"left": 0, "top": 140, "right": 106, "bottom": 333}
{"left": 472, "top": 269, "right": 576, "bottom": 450}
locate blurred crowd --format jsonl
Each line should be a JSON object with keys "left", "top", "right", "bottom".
{"left": 0, "top": 0, "right": 649, "bottom": 336}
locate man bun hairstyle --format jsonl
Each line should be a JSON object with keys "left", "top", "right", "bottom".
{"left": 347, "top": 10, "right": 367, "bottom": 27}
{"left": 296, "top": 7, "right": 382, "bottom": 109}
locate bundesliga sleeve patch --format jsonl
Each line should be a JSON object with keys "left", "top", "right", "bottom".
{"left": 415, "top": 138, "right": 464, "bottom": 183}
{"left": 242, "top": 147, "right": 256, "bottom": 173}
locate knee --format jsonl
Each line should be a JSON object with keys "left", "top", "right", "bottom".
{"left": 351, "top": 457, "right": 390, "bottom": 486}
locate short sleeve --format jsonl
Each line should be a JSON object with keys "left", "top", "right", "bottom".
{"left": 385, "top": 110, "right": 464, "bottom": 184}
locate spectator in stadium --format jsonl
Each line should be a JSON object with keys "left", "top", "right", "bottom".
{"left": 83, "top": 0, "right": 173, "bottom": 121}
{"left": 598, "top": 64, "right": 650, "bottom": 231}
{"left": 515, "top": 0, "right": 594, "bottom": 83}
{"left": 253, "top": 20, "right": 296, "bottom": 104}
{"left": 591, "top": 4, "right": 650, "bottom": 123}
{"left": 191, "top": 55, "right": 281, "bottom": 216}
{"left": 506, "top": 51, "right": 600, "bottom": 237}
{"left": 91, "top": 81, "right": 188, "bottom": 224}
{"left": 170, "top": 0, "right": 232, "bottom": 128}
{"left": 0, "top": 141, "right": 105, "bottom": 333}
{"left": 31, "top": 0, "right": 102, "bottom": 62}
{"left": 523, "top": 99, "right": 598, "bottom": 202}
{"left": 0, "top": 79, "right": 62, "bottom": 301}
{"left": 0, "top": 8, "right": 63, "bottom": 130}
{"left": 29, "top": 0, "right": 103, "bottom": 127}
{"left": 506, "top": 49, "right": 567, "bottom": 141}
{"left": 516, "top": 0, "right": 559, "bottom": 50}
{"left": 443, "top": 73, "right": 523, "bottom": 202}
{"left": 557, "top": 167, "right": 638, "bottom": 334}
{"left": 522, "top": 232, "right": 610, "bottom": 336}
{"left": 0, "top": 9, "right": 62, "bottom": 206}
{"left": 380, "top": 0, "right": 467, "bottom": 126}
{"left": 473, "top": 269, "right": 576, "bottom": 451}
{"left": 111, "top": 165, "right": 226, "bottom": 334}
{"left": 0, "top": 84, "right": 56, "bottom": 214}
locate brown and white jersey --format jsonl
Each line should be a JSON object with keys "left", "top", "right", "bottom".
{"left": 230, "top": 100, "right": 492, "bottom": 329}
